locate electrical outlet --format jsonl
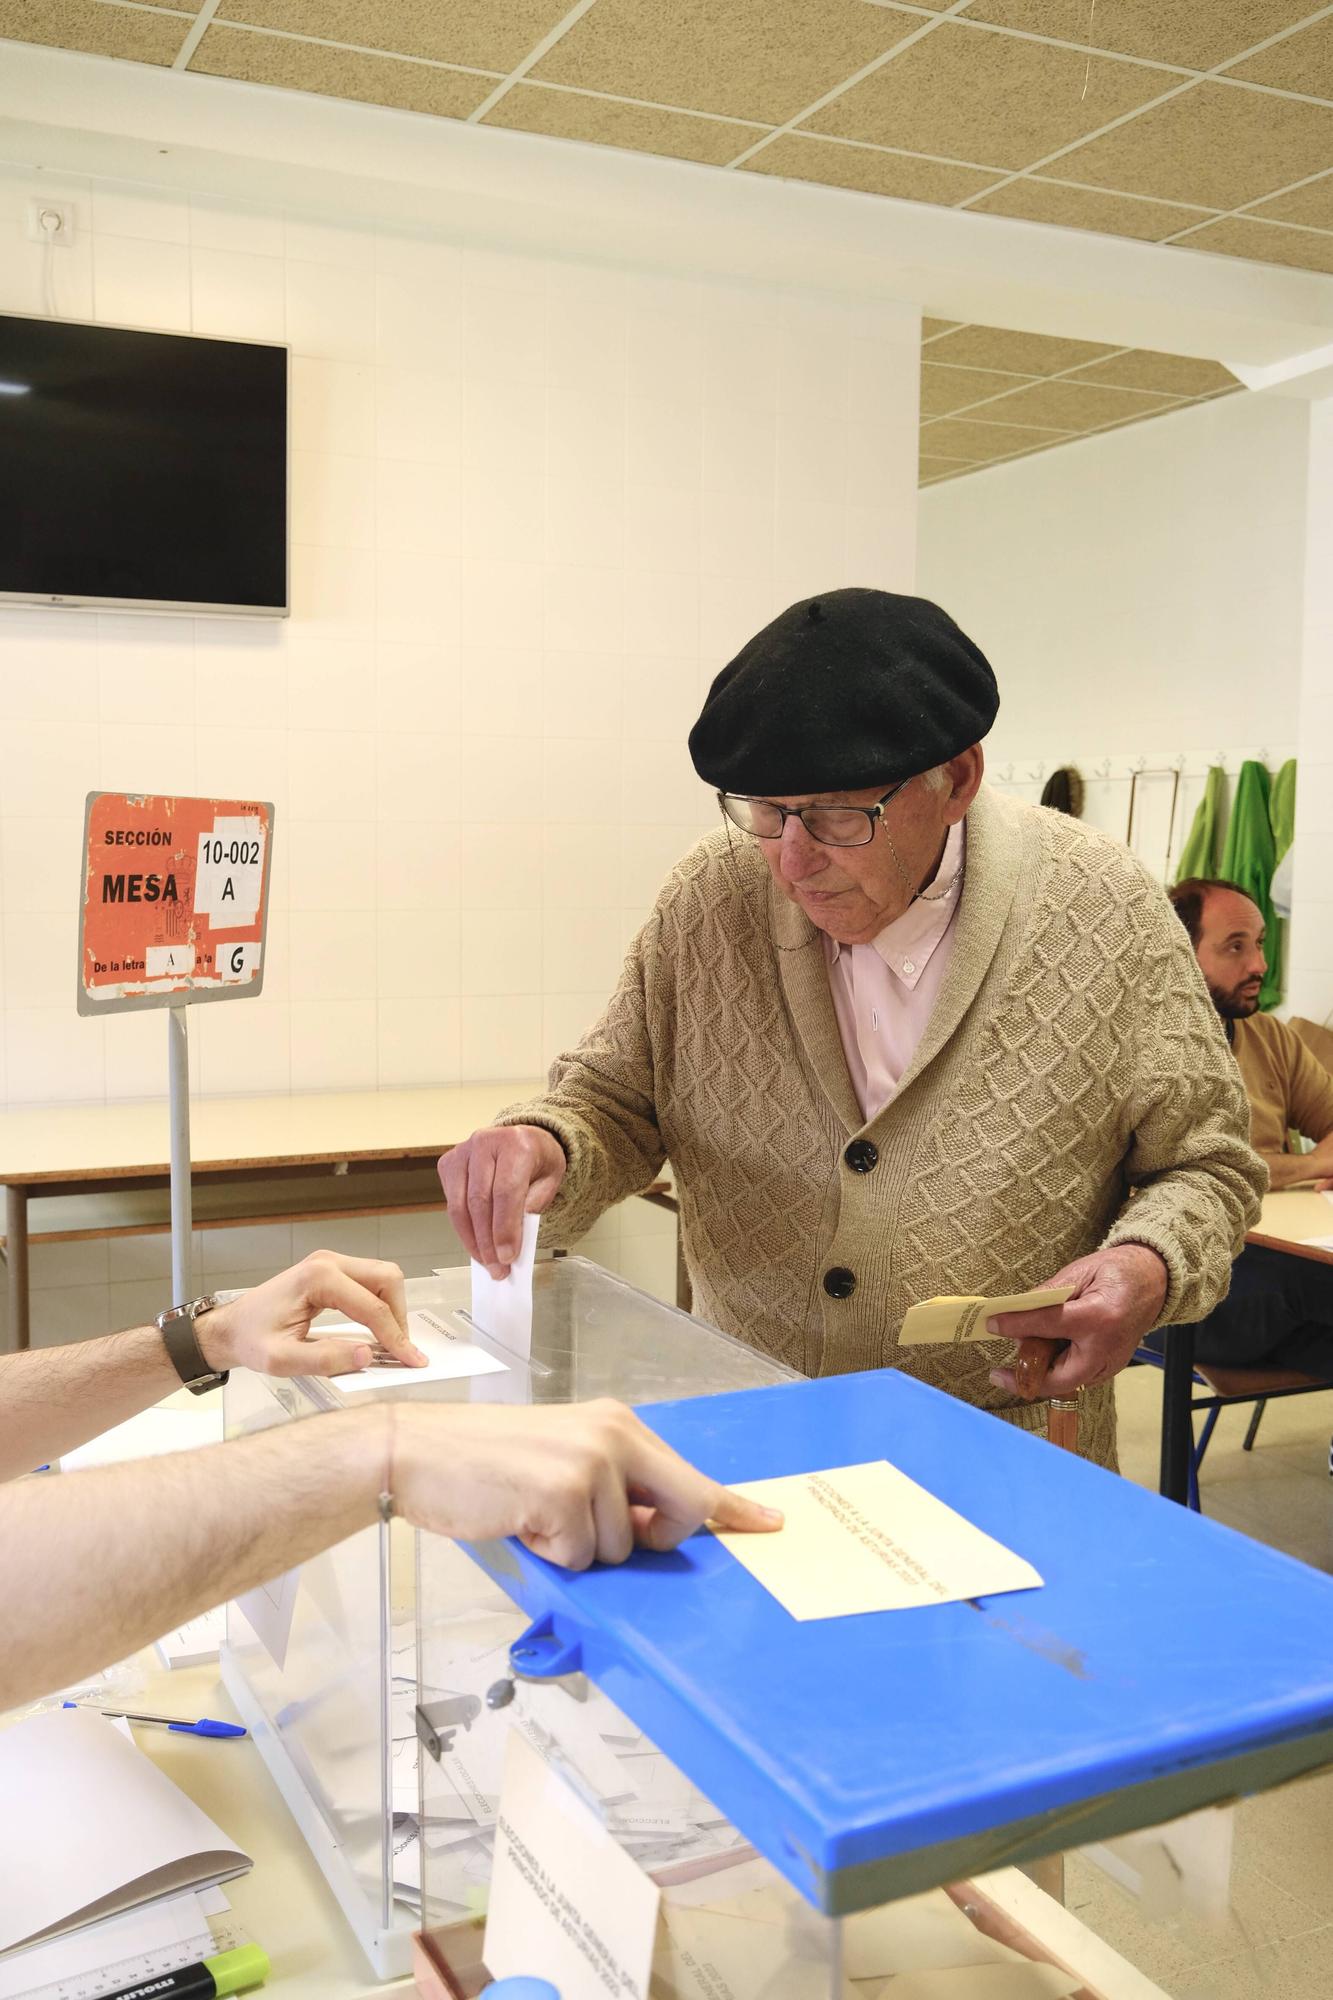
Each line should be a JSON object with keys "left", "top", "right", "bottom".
{"left": 26, "top": 199, "right": 74, "bottom": 245}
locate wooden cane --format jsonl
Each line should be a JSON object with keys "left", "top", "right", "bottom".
{"left": 1013, "top": 1337, "right": 1081, "bottom": 1454}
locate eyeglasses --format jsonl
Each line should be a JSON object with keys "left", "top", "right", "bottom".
{"left": 717, "top": 780, "right": 911, "bottom": 848}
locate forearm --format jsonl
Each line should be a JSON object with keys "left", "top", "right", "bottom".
{"left": 498, "top": 1086, "right": 665, "bottom": 1245}
{"left": 1262, "top": 1148, "right": 1332, "bottom": 1192}
{"left": 1106, "top": 1144, "right": 1265, "bottom": 1325}
{"left": 0, "top": 1323, "right": 183, "bottom": 1482}
{"left": 0, "top": 1409, "right": 387, "bottom": 1712}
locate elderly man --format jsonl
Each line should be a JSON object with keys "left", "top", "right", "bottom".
{"left": 444, "top": 590, "right": 1264, "bottom": 1467}
{"left": 0, "top": 1252, "right": 774, "bottom": 1711}
{"left": 1163, "top": 877, "right": 1333, "bottom": 1379}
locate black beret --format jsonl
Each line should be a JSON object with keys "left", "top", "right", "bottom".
{"left": 688, "top": 587, "right": 999, "bottom": 796}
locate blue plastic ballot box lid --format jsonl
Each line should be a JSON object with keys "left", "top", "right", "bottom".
{"left": 465, "top": 1369, "right": 1333, "bottom": 1915}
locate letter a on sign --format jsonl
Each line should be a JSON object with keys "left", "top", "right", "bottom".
{"left": 78, "top": 793, "right": 274, "bottom": 1015}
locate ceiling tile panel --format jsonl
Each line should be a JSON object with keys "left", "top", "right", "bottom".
{"left": 1249, "top": 170, "right": 1333, "bottom": 229}
{"left": 957, "top": 1, "right": 1319, "bottom": 73}
{"left": 1181, "top": 214, "right": 1333, "bottom": 273}
{"left": 740, "top": 134, "right": 1002, "bottom": 203}
{"left": 978, "top": 378, "right": 1179, "bottom": 427}
{"left": 920, "top": 362, "right": 1034, "bottom": 413}
{"left": 970, "top": 175, "right": 1212, "bottom": 240}
{"left": 804, "top": 23, "right": 1173, "bottom": 171}
{"left": 924, "top": 323, "right": 1117, "bottom": 374}
{"left": 922, "top": 317, "right": 961, "bottom": 340}
{"left": 189, "top": 26, "right": 498, "bottom": 116}
{"left": 0, "top": 0, "right": 191, "bottom": 64}
{"left": 483, "top": 85, "right": 757, "bottom": 164}
{"left": 1054, "top": 80, "right": 1333, "bottom": 210}
{"left": 1226, "top": 15, "right": 1333, "bottom": 102}
{"left": 529, "top": 0, "right": 922, "bottom": 127}
{"left": 213, "top": 0, "right": 571, "bottom": 75}
{"left": 919, "top": 416, "right": 1067, "bottom": 457}
{"left": 1067, "top": 350, "right": 1239, "bottom": 396}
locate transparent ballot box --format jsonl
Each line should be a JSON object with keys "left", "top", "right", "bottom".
{"left": 416, "top": 1368, "right": 1333, "bottom": 2000}
{"left": 219, "top": 1256, "right": 793, "bottom": 1978}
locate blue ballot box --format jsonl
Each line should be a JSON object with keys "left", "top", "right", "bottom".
{"left": 417, "top": 1368, "right": 1333, "bottom": 1999}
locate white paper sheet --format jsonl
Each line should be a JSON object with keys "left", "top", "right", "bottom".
{"left": 485, "top": 1729, "right": 660, "bottom": 2000}
{"left": 232, "top": 1563, "right": 302, "bottom": 1672}
{"left": 0, "top": 1888, "right": 214, "bottom": 2000}
{"left": 438, "top": 1684, "right": 636, "bottom": 1828}
{"left": 470, "top": 1211, "right": 540, "bottom": 1357}
{"left": 0, "top": 1712, "right": 249, "bottom": 1955}
{"left": 661, "top": 1901, "right": 848, "bottom": 2000}
{"left": 715, "top": 1461, "right": 1043, "bottom": 1620}
{"left": 330, "top": 1307, "right": 509, "bottom": 1394}
{"left": 153, "top": 1606, "right": 225, "bottom": 1671}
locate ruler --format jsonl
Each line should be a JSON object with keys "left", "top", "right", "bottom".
{"left": 11, "top": 1912, "right": 248, "bottom": 2000}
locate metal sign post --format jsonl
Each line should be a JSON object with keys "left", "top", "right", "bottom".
{"left": 77, "top": 793, "right": 275, "bottom": 1303}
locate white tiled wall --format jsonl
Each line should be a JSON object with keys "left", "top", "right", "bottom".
{"left": 920, "top": 388, "right": 1327, "bottom": 1011}
{"left": 1286, "top": 397, "right": 1333, "bottom": 1029}
{"left": 0, "top": 153, "right": 920, "bottom": 1328}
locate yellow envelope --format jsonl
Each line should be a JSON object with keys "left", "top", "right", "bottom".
{"left": 714, "top": 1461, "right": 1042, "bottom": 1621}
{"left": 897, "top": 1287, "right": 1074, "bottom": 1348}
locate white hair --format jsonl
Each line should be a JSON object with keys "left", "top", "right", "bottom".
{"left": 919, "top": 764, "right": 949, "bottom": 793}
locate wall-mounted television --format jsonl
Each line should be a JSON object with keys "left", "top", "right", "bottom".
{"left": 0, "top": 312, "right": 288, "bottom": 617}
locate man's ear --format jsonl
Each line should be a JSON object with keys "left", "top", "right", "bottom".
{"left": 943, "top": 745, "right": 985, "bottom": 819}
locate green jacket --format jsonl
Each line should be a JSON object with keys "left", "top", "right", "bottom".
{"left": 1175, "top": 764, "right": 1226, "bottom": 882}
{"left": 1220, "top": 761, "right": 1280, "bottom": 1009}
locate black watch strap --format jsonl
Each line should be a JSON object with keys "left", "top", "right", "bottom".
{"left": 156, "top": 1296, "right": 229, "bottom": 1394}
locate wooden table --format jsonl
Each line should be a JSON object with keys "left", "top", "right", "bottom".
{"left": 0, "top": 1084, "right": 541, "bottom": 1353}
{"left": 1158, "top": 1188, "right": 1333, "bottom": 1505}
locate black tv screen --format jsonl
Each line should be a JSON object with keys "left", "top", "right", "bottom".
{"left": 0, "top": 313, "right": 288, "bottom": 616}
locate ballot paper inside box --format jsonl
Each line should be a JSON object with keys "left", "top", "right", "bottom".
{"left": 218, "top": 1257, "right": 793, "bottom": 1984}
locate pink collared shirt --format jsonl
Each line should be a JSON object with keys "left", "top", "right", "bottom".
{"left": 823, "top": 818, "right": 966, "bottom": 1123}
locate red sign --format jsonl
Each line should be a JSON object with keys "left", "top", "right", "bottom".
{"left": 78, "top": 793, "right": 273, "bottom": 1014}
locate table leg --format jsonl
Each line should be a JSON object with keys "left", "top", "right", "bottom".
{"left": 675, "top": 1225, "right": 691, "bottom": 1314}
{"left": 4, "top": 1184, "right": 30, "bottom": 1354}
{"left": 1159, "top": 1323, "right": 1195, "bottom": 1506}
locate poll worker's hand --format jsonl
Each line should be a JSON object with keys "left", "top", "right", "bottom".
{"left": 439, "top": 1124, "right": 567, "bottom": 1279}
{"left": 388, "top": 1398, "right": 782, "bottom": 1569}
{"left": 198, "top": 1251, "right": 428, "bottom": 1378}
{"left": 985, "top": 1244, "right": 1169, "bottom": 1399}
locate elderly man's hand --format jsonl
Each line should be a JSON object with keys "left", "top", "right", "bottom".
{"left": 986, "top": 1244, "right": 1169, "bottom": 1398}
{"left": 439, "top": 1124, "right": 567, "bottom": 1278}
{"left": 197, "top": 1252, "right": 428, "bottom": 1378}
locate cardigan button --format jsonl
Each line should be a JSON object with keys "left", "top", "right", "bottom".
{"left": 823, "top": 1266, "right": 856, "bottom": 1300}
{"left": 844, "top": 1139, "right": 878, "bottom": 1174}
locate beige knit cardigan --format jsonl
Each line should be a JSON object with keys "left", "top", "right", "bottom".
{"left": 499, "top": 786, "right": 1265, "bottom": 1468}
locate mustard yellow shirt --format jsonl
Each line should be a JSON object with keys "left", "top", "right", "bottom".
{"left": 1232, "top": 1012, "right": 1333, "bottom": 1154}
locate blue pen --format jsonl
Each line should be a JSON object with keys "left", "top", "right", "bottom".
{"left": 62, "top": 1702, "right": 246, "bottom": 1739}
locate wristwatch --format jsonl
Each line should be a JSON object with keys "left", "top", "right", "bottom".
{"left": 156, "top": 1294, "right": 230, "bottom": 1395}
